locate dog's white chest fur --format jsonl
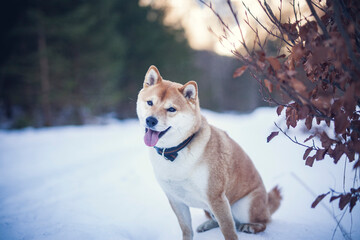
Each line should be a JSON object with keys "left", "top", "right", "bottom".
{"left": 149, "top": 147, "right": 209, "bottom": 210}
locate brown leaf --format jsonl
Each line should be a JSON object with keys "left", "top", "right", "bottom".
{"left": 304, "top": 55, "right": 314, "bottom": 74}
{"left": 350, "top": 196, "right": 357, "bottom": 212}
{"left": 290, "top": 78, "right": 306, "bottom": 93}
{"left": 316, "top": 117, "right": 322, "bottom": 125}
{"left": 345, "top": 148, "right": 355, "bottom": 162}
{"left": 330, "top": 195, "right": 341, "bottom": 202}
{"left": 310, "top": 86, "right": 318, "bottom": 99}
{"left": 315, "top": 149, "right": 327, "bottom": 161}
{"left": 298, "top": 105, "right": 310, "bottom": 120}
{"left": 325, "top": 119, "right": 331, "bottom": 127}
{"left": 331, "top": 144, "right": 345, "bottom": 164}
{"left": 276, "top": 105, "right": 284, "bottom": 116}
{"left": 343, "top": 84, "right": 356, "bottom": 114}
{"left": 305, "top": 155, "right": 315, "bottom": 167}
{"left": 233, "top": 66, "right": 248, "bottom": 78}
{"left": 286, "top": 108, "right": 297, "bottom": 129}
{"left": 334, "top": 113, "right": 350, "bottom": 134}
{"left": 299, "top": 21, "right": 317, "bottom": 41}
{"left": 266, "top": 57, "right": 281, "bottom": 71}
{"left": 303, "top": 147, "right": 313, "bottom": 160}
{"left": 354, "top": 160, "right": 360, "bottom": 169}
{"left": 320, "top": 132, "right": 334, "bottom": 149}
{"left": 312, "top": 95, "right": 332, "bottom": 112}
{"left": 339, "top": 193, "right": 351, "bottom": 210}
{"left": 305, "top": 116, "right": 313, "bottom": 130}
{"left": 290, "top": 44, "right": 304, "bottom": 63}
{"left": 331, "top": 99, "right": 343, "bottom": 116}
{"left": 304, "top": 135, "right": 314, "bottom": 143}
{"left": 264, "top": 79, "right": 273, "bottom": 93}
{"left": 267, "top": 131, "right": 279, "bottom": 143}
{"left": 311, "top": 46, "right": 330, "bottom": 64}
{"left": 256, "top": 51, "right": 266, "bottom": 62}
{"left": 311, "top": 192, "right": 329, "bottom": 208}
{"left": 282, "top": 22, "right": 298, "bottom": 41}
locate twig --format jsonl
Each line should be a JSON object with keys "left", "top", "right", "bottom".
{"left": 277, "top": 80, "right": 332, "bottom": 121}
{"left": 226, "top": 0, "right": 251, "bottom": 54}
{"left": 291, "top": 0, "right": 298, "bottom": 26}
{"left": 242, "top": 1, "right": 292, "bottom": 47}
{"left": 332, "top": 205, "right": 352, "bottom": 240}
{"left": 298, "top": 1, "right": 302, "bottom": 22}
{"left": 305, "top": 0, "right": 330, "bottom": 39}
{"left": 243, "top": 11, "right": 265, "bottom": 51}
{"left": 249, "top": 71, "right": 285, "bottom": 106}
{"left": 199, "top": 0, "right": 234, "bottom": 35}
{"left": 279, "top": 0, "right": 283, "bottom": 24}
{"left": 291, "top": 172, "right": 351, "bottom": 240}
{"left": 200, "top": 0, "right": 254, "bottom": 61}
{"left": 263, "top": 1, "right": 294, "bottom": 47}
{"left": 335, "top": 0, "right": 360, "bottom": 52}
{"left": 274, "top": 122, "right": 318, "bottom": 149}
{"left": 207, "top": 25, "right": 247, "bottom": 62}
{"left": 343, "top": 159, "right": 347, "bottom": 193}
{"left": 311, "top": 0, "right": 326, "bottom": 13}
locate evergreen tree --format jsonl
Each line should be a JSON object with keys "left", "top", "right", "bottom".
{"left": 0, "top": 0, "right": 193, "bottom": 128}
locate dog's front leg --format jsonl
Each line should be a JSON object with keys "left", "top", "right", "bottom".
{"left": 168, "top": 198, "right": 193, "bottom": 240}
{"left": 209, "top": 194, "right": 238, "bottom": 240}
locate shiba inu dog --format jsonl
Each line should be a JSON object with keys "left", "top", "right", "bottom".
{"left": 136, "top": 65, "right": 281, "bottom": 240}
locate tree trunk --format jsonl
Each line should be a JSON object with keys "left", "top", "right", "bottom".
{"left": 38, "top": 21, "right": 52, "bottom": 126}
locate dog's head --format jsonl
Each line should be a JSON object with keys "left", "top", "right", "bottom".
{"left": 136, "top": 65, "right": 201, "bottom": 148}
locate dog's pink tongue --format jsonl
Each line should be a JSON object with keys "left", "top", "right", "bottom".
{"left": 144, "top": 129, "right": 160, "bottom": 147}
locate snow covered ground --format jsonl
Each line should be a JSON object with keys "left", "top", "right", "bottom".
{"left": 0, "top": 107, "right": 359, "bottom": 240}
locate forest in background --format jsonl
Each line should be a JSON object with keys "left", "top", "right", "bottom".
{"left": 0, "top": 0, "right": 265, "bottom": 129}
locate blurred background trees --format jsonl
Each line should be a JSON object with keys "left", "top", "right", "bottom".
{"left": 0, "top": 0, "right": 264, "bottom": 128}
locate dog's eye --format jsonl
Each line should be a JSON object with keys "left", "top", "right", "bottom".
{"left": 167, "top": 107, "right": 176, "bottom": 112}
{"left": 147, "top": 100, "right": 153, "bottom": 106}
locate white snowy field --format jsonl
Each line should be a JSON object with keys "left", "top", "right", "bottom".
{"left": 0, "top": 107, "right": 359, "bottom": 240}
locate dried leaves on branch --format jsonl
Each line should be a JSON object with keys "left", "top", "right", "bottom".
{"left": 312, "top": 187, "right": 360, "bottom": 213}
{"left": 201, "top": 0, "right": 360, "bottom": 216}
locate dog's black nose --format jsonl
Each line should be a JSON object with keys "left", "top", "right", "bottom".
{"left": 146, "top": 116, "right": 158, "bottom": 128}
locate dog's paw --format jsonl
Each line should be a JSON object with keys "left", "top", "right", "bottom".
{"left": 196, "top": 219, "right": 219, "bottom": 232}
{"left": 237, "top": 223, "right": 266, "bottom": 234}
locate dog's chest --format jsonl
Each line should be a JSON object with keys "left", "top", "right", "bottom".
{"left": 149, "top": 148, "right": 209, "bottom": 209}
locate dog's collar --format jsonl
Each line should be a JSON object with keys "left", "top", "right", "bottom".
{"left": 154, "top": 134, "right": 196, "bottom": 161}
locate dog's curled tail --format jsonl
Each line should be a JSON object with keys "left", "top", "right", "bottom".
{"left": 267, "top": 186, "right": 282, "bottom": 215}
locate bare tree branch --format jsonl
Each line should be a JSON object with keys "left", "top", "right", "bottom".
{"left": 333, "top": 0, "right": 360, "bottom": 70}
{"left": 305, "top": 0, "right": 330, "bottom": 39}
{"left": 242, "top": 1, "right": 292, "bottom": 47}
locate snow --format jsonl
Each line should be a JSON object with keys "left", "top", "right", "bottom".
{"left": 0, "top": 107, "right": 359, "bottom": 240}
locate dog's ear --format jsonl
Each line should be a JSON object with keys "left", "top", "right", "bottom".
{"left": 179, "top": 81, "right": 198, "bottom": 101}
{"left": 144, "top": 65, "right": 162, "bottom": 88}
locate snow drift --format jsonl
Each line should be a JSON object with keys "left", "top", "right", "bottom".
{"left": 0, "top": 108, "right": 359, "bottom": 240}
